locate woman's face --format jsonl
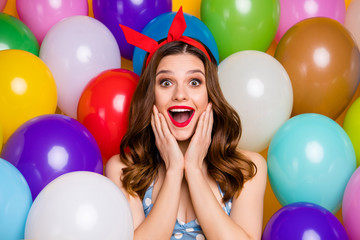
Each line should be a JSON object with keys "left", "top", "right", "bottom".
{"left": 154, "top": 53, "right": 208, "bottom": 141}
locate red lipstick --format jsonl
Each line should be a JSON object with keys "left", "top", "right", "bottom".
{"left": 167, "top": 106, "right": 195, "bottom": 128}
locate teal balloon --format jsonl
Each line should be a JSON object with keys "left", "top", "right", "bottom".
{"left": 201, "top": 0, "right": 279, "bottom": 61}
{"left": 268, "top": 114, "right": 356, "bottom": 213}
{"left": 0, "top": 13, "right": 39, "bottom": 55}
{"left": 0, "top": 158, "right": 32, "bottom": 240}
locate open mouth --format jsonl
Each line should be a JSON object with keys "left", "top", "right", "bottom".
{"left": 167, "top": 106, "right": 195, "bottom": 127}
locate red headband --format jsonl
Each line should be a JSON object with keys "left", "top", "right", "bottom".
{"left": 119, "top": 7, "right": 212, "bottom": 67}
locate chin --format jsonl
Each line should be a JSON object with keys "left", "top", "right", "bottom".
{"left": 171, "top": 128, "right": 195, "bottom": 142}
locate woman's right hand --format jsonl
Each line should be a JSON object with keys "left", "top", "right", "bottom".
{"left": 151, "top": 105, "right": 184, "bottom": 172}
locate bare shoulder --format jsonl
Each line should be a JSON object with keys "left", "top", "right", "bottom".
{"left": 105, "top": 154, "right": 128, "bottom": 194}
{"left": 240, "top": 149, "right": 267, "bottom": 179}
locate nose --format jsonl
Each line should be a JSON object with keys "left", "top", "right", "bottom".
{"left": 172, "top": 84, "right": 188, "bottom": 101}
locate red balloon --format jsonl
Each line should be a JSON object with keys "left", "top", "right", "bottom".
{"left": 77, "top": 69, "right": 139, "bottom": 165}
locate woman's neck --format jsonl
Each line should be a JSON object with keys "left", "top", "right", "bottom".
{"left": 178, "top": 140, "right": 190, "bottom": 156}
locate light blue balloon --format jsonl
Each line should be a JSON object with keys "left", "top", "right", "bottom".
{"left": 268, "top": 113, "right": 356, "bottom": 213}
{"left": 132, "top": 11, "right": 219, "bottom": 75}
{"left": 0, "top": 158, "right": 32, "bottom": 240}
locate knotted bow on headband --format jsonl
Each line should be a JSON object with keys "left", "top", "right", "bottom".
{"left": 119, "top": 7, "right": 212, "bottom": 68}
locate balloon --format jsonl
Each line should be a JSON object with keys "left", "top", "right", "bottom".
{"left": 0, "top": 13, "right": 39, "bottom": 55}
{"left": 201, "top": 0, "right": 279, "bottom": 61}
{"left": 343, "top": 97, "right": 360, "bottom": 167}
{"left": 345, "top": 0, "right": 360, "bottom": 50}
{"left": 93, "top": 0, "right": 172, "bottom": 60}
{"left": 346, "top": 0, "right": 353, "bottom": 8}
{"left": 0, "top": 159, "right": 32, "bottom": 240}
{"left": 343, "top": 167, "right": 360, "bottom": 240}
{"left": 267, "top": 113, "right": 356, "bottom": 213}
{"left": 263, "top": 202, "right": 349, "bottom": 240}
{"left": 1, "top": 114, "right": 103, "bottom": 200}
{"left": 77, "top": 69, "right": 138, "bottom": 164}
{"left": 172, "top": 0, "right": 200, "bottom": 18}
{"left": 25, "top": 171, "right": 133, "bottom": 240}
{"left": 133, "top": 11, "right": 219, "bottom": 75}
{"left": 276, "top": 0, "right": 345, "bottom": 42}
{"left": 275, "top": 17, "right": 360, "bottom": 120}
{"left": 0, "top": 123, "right": 3, "bottom": 153}
{"left": 0, "top": 49, "right": 57, "bottom": 143}
{"left": 218, "top": 50, "right": 293, "bottom": 152}
{"left": 40, "top": 16, "right": 121, "bottom": 118}
{"left": 16, "top": 0, "right": 88, "bottom": 44}
{"left": 0, "top": 0, "right": 7, "bottom": 11}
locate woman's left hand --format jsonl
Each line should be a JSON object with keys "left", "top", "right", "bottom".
{"left": 184, "top": 103, "right": 213, "bottom": 171}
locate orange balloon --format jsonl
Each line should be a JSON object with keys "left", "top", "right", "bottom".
{"left": 275, "top": 17, "right": 360, "bottom": 120}
{"left": 346, "top": 0, "right": 352, "bottom": 9}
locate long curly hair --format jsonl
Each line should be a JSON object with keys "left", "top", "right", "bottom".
{"left": 120, "top": 40, "right": 257, "bottom": 203}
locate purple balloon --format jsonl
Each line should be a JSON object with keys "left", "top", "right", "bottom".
{"left": 93, "top": 0, "right": 172, "bottom": 60}
{"left": 262, "top": 202, "right": 349, "bottom": 240}
{"left": 1, "top": 114, "right": 103, "bottom": 200}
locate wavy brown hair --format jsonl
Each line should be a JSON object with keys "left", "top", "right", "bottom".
{"left": 120, "top": 40, "right": 257, "bottom": 202}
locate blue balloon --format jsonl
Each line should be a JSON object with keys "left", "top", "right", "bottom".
{"left": 267, "top": 113, "right": 356, "bottom": 213}
{"left": 133, "top": 11, "right": 219, "bottom": 75}
{"left": 0, "top": 159, "right": 32, "bottom": 240}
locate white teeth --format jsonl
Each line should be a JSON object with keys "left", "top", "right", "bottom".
{"left": 169, "top": 109, "right": 192, "bottom": 112}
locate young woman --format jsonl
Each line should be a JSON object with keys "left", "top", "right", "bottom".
{"left": 106, "top": 8, "right": 267, "bottom": 240}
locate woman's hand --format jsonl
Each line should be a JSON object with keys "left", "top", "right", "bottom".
{"left": 151, "top": 105, "right": 184, "bottom": 172}
{"left": 184, "top": 103, "right": 213, "bottom": 171}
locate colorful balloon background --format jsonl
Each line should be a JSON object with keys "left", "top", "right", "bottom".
{"left": 0, "top": 49, "right": 57, "bottom": 142}
{"left": 2, "top": 0, "right": 360, "bottom": 235}
{"left": 16, "top": 0, "right": 89, "bottom": 44}
{"left": 268, "top": 113, "right": 356, "bottom": 213}
{"left": 275, "top": 0, "right": 345, "bottom": 42}
{"left": 0, "top": 159, "right": 32, "bottom": 240}
{"left": 93, "top": 0, "right": 172, "bottom": 60}
{"left": 1, "top": 114, "right": 103, "bottom": 200}
{"left": 275, "top": 17, "right": 360, "bottom": 120}
{"left": 78, "top": 69, "right": 139, "bottom": 164}
{"left": 25, "top": 171, "right": 133, "bottom": 240}
{"left": 263, "top": 202, "right": 349, "bottom": 240}
{"left": 40, "top": 16, "right": 121, "bottom": 118}
{"left": 0, "top": 12, "right": 39, "bottom": 54}
{"left": 201, "top": 0, "right": 280, "bottom": 60}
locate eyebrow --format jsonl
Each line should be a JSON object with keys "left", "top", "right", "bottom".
{"left": 156, "top": 69, "right": 205, "bottom": 76}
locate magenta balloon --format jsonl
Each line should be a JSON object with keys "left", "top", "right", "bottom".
{"left": 0, "top": 114, "right": 103, "bottom": 200}
{"left": 93, "top": 0, "right": 172, "bottom": 60}
{"left": 0, "top": 0, "right": 7, "bottom": 11}
{"left": 343, "top": 167, "right": 360, "bottom": 240}
{"left": 16, "top": 0, "right": 88, "bottom": 44}
{"left": 276, "top": 0, "right": 345, "bottom": 41}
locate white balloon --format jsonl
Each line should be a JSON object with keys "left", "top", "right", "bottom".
{"left": 218, "top": 50, "right": 293, "bottom": 152}
{"left": 25, "top": 171, "right": 133, "bottom": 240}
{"left": 40, "top": 16, "right": 121, "bottom": 118}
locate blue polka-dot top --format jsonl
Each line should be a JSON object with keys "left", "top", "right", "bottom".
{"left": 142, "top": 181, "right": 232, "bottom": 240}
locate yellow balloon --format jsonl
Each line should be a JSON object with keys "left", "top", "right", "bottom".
{"left": 346, "top": 0, "right": 352, "bottom": 9}
{"left": 172, "top": 0, "right": 201, "bottom": 18}
{"left": 343, "top": 97, "right": 360, "bottom": 166}
{"left": 0, "top": 49, "right": 57, "bottom": 142}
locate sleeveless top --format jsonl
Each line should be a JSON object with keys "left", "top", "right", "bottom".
{"left": 142, "top": 181, "right": 233, "bottom": 240}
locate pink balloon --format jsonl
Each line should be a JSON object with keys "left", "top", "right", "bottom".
{"left": 343, "top": 167, "right": 360, "bottom": 240}
{"left": 0, "top": 0, "right": 7, "bottom": 11}
{"left": 16, "top": 0, "right": 88, "bottom": 44}
{"left": 276, "top": 0, "right": 346, "bottom": 42}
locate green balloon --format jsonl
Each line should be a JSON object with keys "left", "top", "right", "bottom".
{"left": 0, "top": 13, "right": 39, "bottom": 56}
{"left": 201, "top": 0, "right": 280, "bottom": 61}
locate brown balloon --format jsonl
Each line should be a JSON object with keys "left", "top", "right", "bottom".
{"left": 275, "top": 17, "right": 360, "bottom": 120}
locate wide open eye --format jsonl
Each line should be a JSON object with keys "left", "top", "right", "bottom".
{"left": 160, "top": 79, "right": 173, "bottom": 87}
{"left": 189, "top": 79, "right": 201, "bottom": 86}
